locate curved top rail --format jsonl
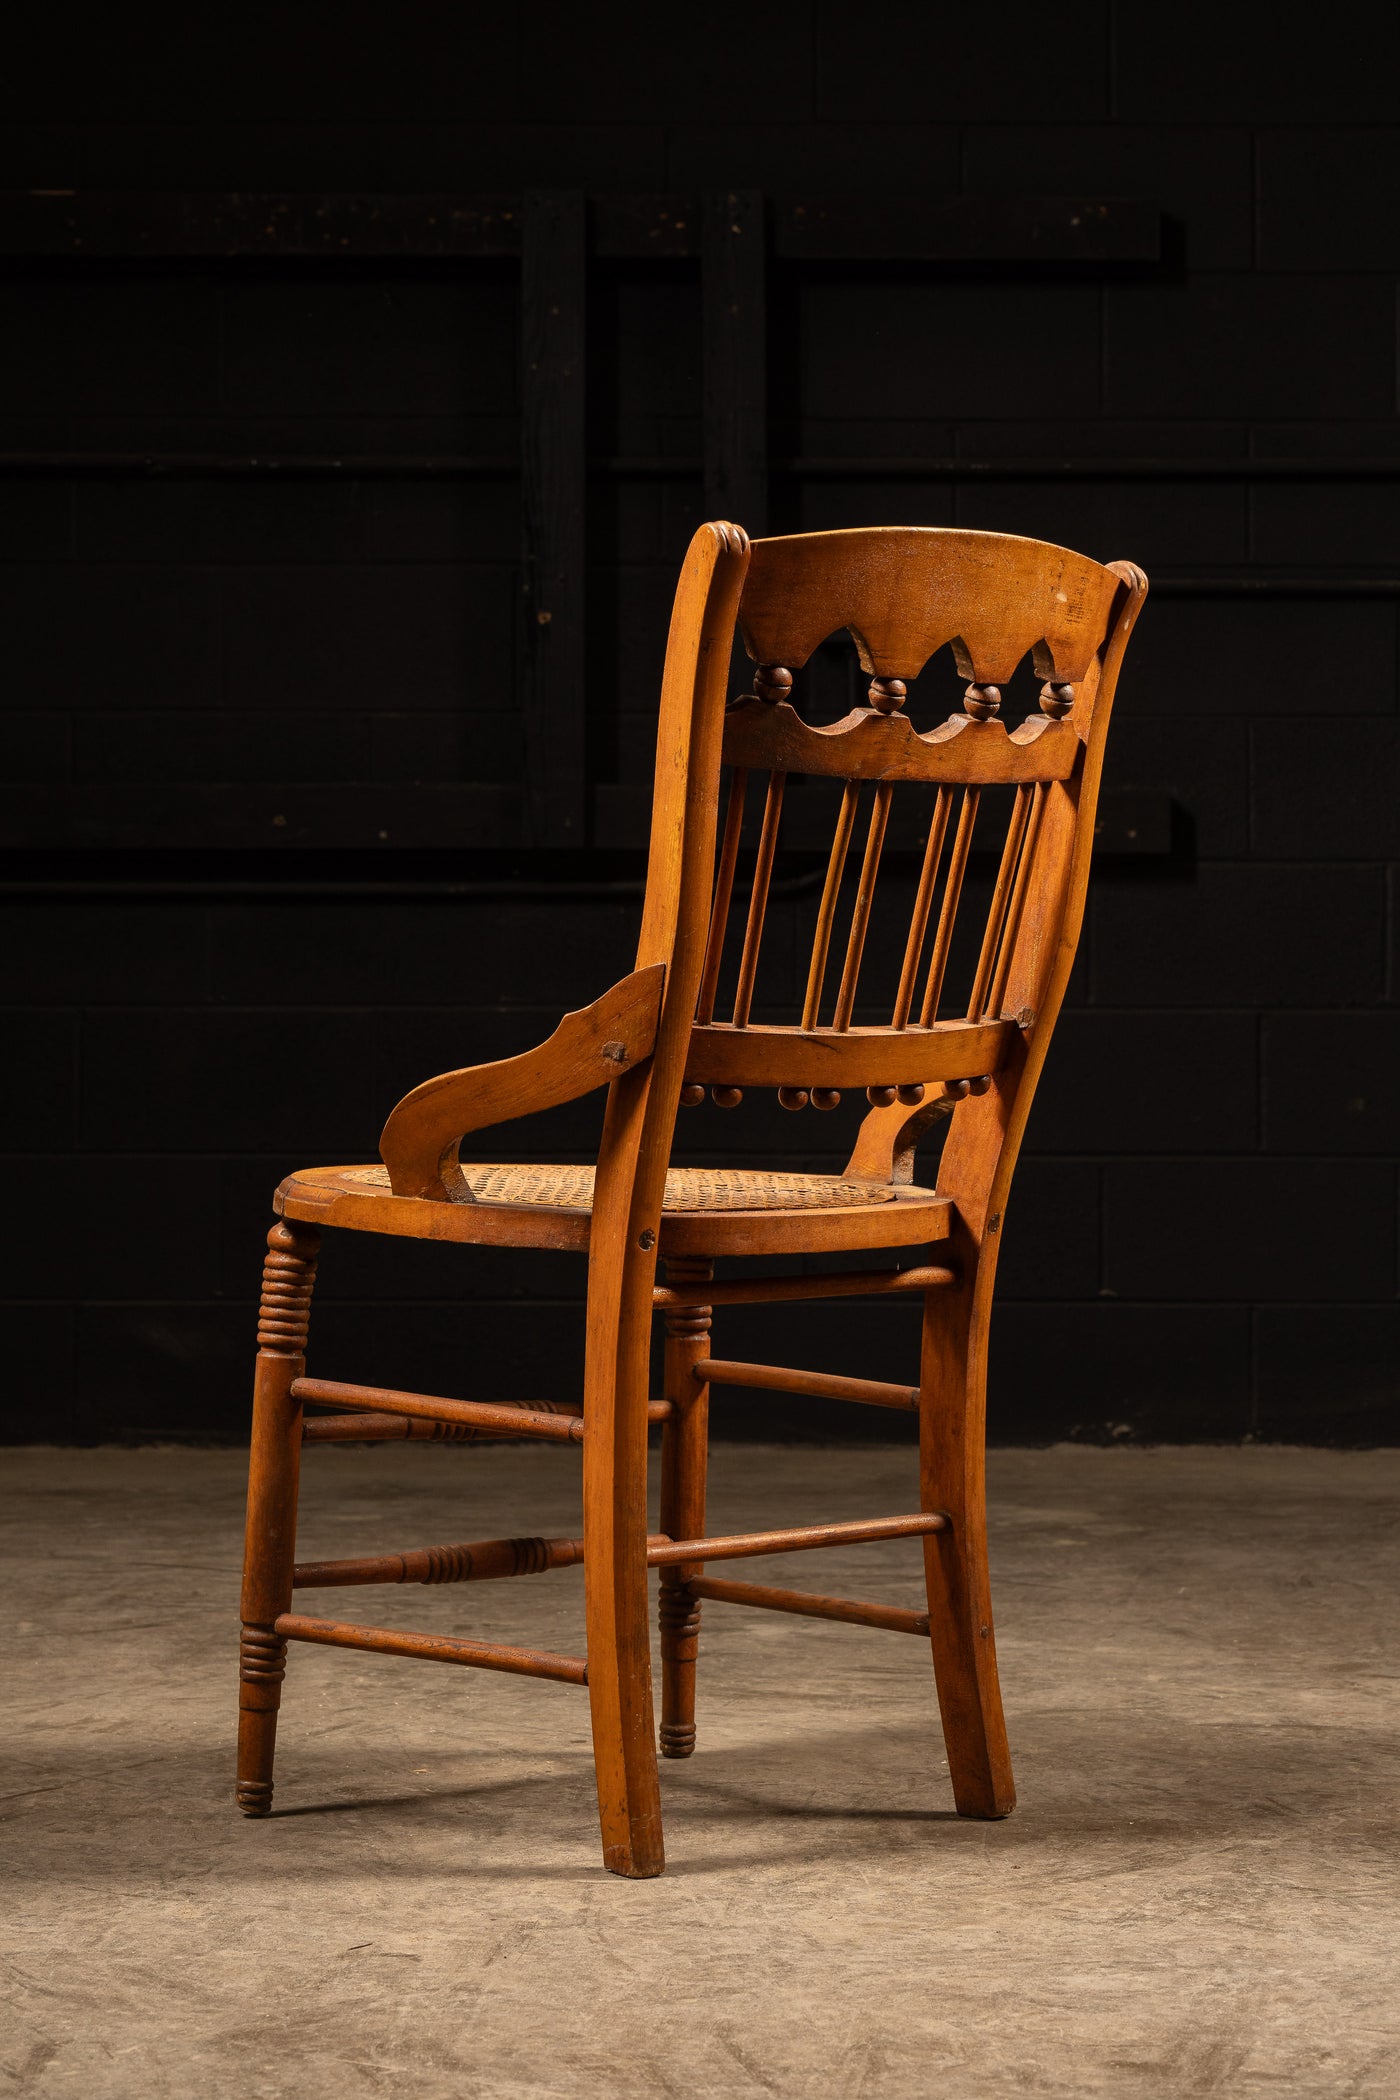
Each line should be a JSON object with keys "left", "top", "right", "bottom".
{"left": 737, "top": 526, "right": 1122, "bottom": 685}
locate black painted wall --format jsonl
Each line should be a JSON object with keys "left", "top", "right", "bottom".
{"left": 3, "top": 4, "right": 1398, "bottom": 1443}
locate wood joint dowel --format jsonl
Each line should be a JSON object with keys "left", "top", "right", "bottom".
{"left": 802, "top": 780, "right": 861, "bottom": 1030}
{"left": 832, "top": 779, "right": 893, "bottom": 1031}
{"left": 294, "top": 1533, "right": 588, "bottom": 1588}
{"left": 646, "top": 1511, "right": 947, "bottom": 1567}
{"left": 653, "top": 1265, "right": 956, "bottom": 1310}
{"left": 694, "top": 1357, "right": 921, "bottom": 1411}
{"left": 731, "top": 770, "right": 786, "bottom": 1027}
{"left": 273, "top": 1613, "right": 589, "bottom": 1685}
{"left": 689, "top": 1576, "right": 931, "bottom": 1636}
{"left": 920, "top": 786, "right": 979, "bottom": 1026}
{"left": 696, "top": 766, "right": 748, "bottom": 1025}
{"left": 291, "top": 1377, "right": 585, "bottom": 1441}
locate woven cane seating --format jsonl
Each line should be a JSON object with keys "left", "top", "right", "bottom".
{"left": 351, "top": 1163, "right": 896, "bottom": 1209}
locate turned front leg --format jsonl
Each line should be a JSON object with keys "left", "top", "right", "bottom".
{"left": 237, "top": 1218, "right": 320, "bottom": 1816}
{"left": 658, "top": 1257, "right": 712, "bottom": 1759}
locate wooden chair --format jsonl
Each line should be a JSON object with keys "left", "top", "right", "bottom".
{"left": 238, "top": 522, "right": 1146, "bottom": 1877}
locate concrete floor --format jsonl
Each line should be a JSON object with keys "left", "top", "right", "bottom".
{"left": 3, "top": 1442, "right": 1397, "bottom": 2100}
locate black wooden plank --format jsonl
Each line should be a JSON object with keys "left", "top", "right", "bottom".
{"left": 703, "top": 191, "right": 768, "bottom": 536}
{"left": 520, "top": 191, "right": 588, "bottom": 847}
{"left": 0, "top": 785, "right": 521, "bottom": 851}
{"left": 0, "top": 191, "right": 524, "bottom": 258}
{"left": 593, "top": 194, "right": 699, "bottom": 257}
{"left": 0, "top": 191, "right": 1159, "bottom": 263}
{"left": 776, "top": 195, "right": 1161, "bottom": 262}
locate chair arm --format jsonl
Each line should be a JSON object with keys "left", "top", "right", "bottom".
{"left": 379, "top": 963, "right": 666, "bottom": 1201}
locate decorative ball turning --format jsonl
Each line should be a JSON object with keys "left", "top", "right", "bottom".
{"left": 962, "top": 684, "right": 1001, "bottom": 721}
{"left": 896, "top": 1084, "right": 925, "bottom": 1106}
{"left": 777, "top": 1086, "right": 810, "bottom": 1111}
{"left": 711, "top": 1085, "right": 743, "bottom": 1109}
{"left": 810, "top": 1087, "right": 841, "bottom": 1111}
{"left": 866, "top": 676, "right": 907, "bottom": 715}
{"left": 679, "top": 1083, "right": 706, "bottom": 1107}
{"left": 754, "top": 664, "right": 793, "bottom": 705}
{"left": 1040, "top": 681, "right": 1075, "bottom": 718}
{"left": 866, "top": 1084, "right": 897, "bottom": 1107}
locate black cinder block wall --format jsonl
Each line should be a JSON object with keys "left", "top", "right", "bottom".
{"left": 2, "top": 4, "right": 1397, "bottom": 1444}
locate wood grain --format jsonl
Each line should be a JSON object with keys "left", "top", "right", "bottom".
{"left": 380, "top": 964, "right": 665, "bottom": 1201}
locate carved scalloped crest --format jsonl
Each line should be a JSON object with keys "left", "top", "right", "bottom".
{"left": 737, "top": 527, "right": 1122, "bottom": 684}
{"left": 721, "top": 697, "right": 1081, "bottom": 784}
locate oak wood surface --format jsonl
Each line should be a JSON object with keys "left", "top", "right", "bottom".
{"left": 380, "top": 964, "right": 665, "bottom": 1201}
{"left": 236, "top": 521, "right": 1146, "bottom": 1876}
{"left": 689, "top": 1576, "right": 931, "bottom": 1637}
{"left": 275, "top": 1613, "right": 589, "bottom": 1685}
{"left": 695, "top": 1358, "right": 921, "bottom": 1412}
{"left": 648, "top": 1511, "right": 947, "bottom": 1566}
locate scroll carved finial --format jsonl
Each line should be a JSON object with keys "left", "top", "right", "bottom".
{"left": 1039, "top": 681, "right": 1075, "bottom": 718}
{"left": 962, "top": 684, "right": 1001, "bottom": 721}
{"left": 866, "top": 676, "right": 906, "bottom": 715}
{"left": 754, "top": 664, "right": 792, "bottom": 705}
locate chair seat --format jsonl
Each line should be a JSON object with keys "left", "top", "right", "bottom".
{"left": 276, "top": 1161, "right": 955, "bottom": 1258}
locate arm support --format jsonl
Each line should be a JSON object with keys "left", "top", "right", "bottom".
{"left": 379, "top": 964, "right": 666, "bottom": 1201}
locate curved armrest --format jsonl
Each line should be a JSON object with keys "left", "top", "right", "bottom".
{"left": 379, "top": 964, "right": 666, "bottom": 1200}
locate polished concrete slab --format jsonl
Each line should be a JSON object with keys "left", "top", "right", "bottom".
{"left": 3, "top": 1442, "right": 1397, "bottom": 2099}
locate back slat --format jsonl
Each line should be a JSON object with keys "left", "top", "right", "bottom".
{"left": 731, "top": 771, "right": 786, "bottom": 1027}
{"left": 892, "top": 786, "right": 952, "bottom": 1028}
{"left": 967, "top": 786, "right": 1033, "bottom": 1021}
{"left": 985, "top": 782, "right": 1047, "bottom": 1019}
{"left": 802, "top": 780, "right": 860, "bottom": 1030}
{"left": 695, "top": 765, "right": 748, "bottom": 1026}
{"left": 919, "top": 789, "right": 979, "bottom": 1027}
{"left": 832, "top": 781, "right": 893, "bottom": 1030}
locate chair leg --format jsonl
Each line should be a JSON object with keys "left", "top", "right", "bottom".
{"left": 917, "top": 1278, "right": 1016, "bottom": 1819}
{"left": 236, "top": 1218, "right": 320, "bottom": 1817}
{"left": 658, "top": 1257, "right": 712, "bottom": 1758}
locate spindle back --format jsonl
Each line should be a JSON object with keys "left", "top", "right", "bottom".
{"left": 678, "top": 527, "right": 1146, "bottom": 1129}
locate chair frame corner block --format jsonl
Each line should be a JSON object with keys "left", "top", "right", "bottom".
{"left": 237, "top": 519, "right": 1148, "bottom": 1876}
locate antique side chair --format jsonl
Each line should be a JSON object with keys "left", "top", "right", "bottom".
{"left": 238, "top": 523, "right": 1146, "bottom": 1877}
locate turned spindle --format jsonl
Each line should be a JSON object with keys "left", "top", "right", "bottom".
{"left": 962, "top": 684, "right": 1001, "bottom": 721}
{"left": 659, "top": 1257, "right": 713, "bottom": 1759}
{"left": 753, "top": 663, "right": 793, "bottom": 705}
{"left": 1039, "top": 681, "right": 1075, "bottom": 718}
{"left": 238, "top": 1218, "right": 321, "bottom": 1818}
{"left": 866, "top": 676, "right": 907, "bottom": 714}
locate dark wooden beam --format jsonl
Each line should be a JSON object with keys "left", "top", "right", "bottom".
{"left": 702, "top": 191, "right": 768, "bottom": 536}
{"left": 0, "top": 191, "right": 1161, "bottom": 264}
{"left": 0, "top": 785, "right": 520, "bottom": 852}
{"left": 775, "top": 195, "right": 1161, "bottom": 262}
{"left": 520, "top": 191, "right": 587, "bottom": 847}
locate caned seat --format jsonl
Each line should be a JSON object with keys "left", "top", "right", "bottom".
{"left": 275, "top": 1160, "right": 951, "bottom": 1257}
{"left": 238, "top": 520, "right": 1147, "bottom": 1877}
